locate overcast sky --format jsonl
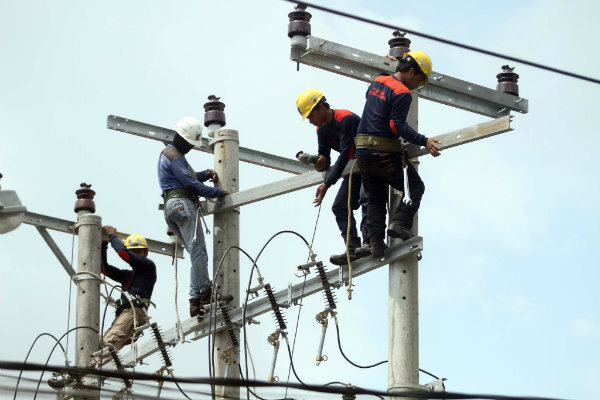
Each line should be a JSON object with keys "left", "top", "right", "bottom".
{"left": 1, "top": 0, "right": 600, "bottom": 399}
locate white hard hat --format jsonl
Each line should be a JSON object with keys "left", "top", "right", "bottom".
{"left": 175, "top": 116, "right": 203, "bottom": 146}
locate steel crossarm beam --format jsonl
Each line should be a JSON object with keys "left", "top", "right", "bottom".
{"left": 114, "top": 237, "right": 423, "bottom": 366}
{"left": 405, "top": 115, "right": 512, "bottom": 158}
{"left": 291, "top": 36, "right": 528, "bottom": 117}
{"left": 200, "top": 117, "right": 512, "bottom": 215}
{"left": 107, "top": 115, "right": 311, "bottom": 175}
{"left": 23, "top": 211, "right": 183, "bottom": 258}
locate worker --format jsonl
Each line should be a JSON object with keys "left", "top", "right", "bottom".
{"left": 296, "top": 89, "right": 370, "bottom": 265}
{"left": 355, "top": 51, "right": 441, "bottom": 258}
{"left": 48, "top": 227, "right": 157, "bottom": 388}
{"left": 158, "top": 116, "right": 229, "bottom": 318}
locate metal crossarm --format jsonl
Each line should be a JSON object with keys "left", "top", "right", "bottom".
{"left": 23, "top": 211, "right": 183, "bottom": 259}
{"left": 291, "top": 36, "right": 529, "bottom": 117}
{"left": 107, "top": 115, "right": 311, "bottom": 175}
{"left": 114, "top": 237, "right": 423, "bottom": 366}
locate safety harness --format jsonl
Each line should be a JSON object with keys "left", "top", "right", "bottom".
{"left": 354, "top": 135, "right": 413, "bottom": 205}
{"left": 114, "top": 297, "right": 154, "bottom": 309}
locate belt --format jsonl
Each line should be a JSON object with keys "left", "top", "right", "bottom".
{"left": 115, "top": 298, "right": 151, "bottom": 309}
{"left": 355, "top": 135, "right": 404, "bottom": 153}
{"left": 163, "top": 188, "right": 194, "bottom": 203}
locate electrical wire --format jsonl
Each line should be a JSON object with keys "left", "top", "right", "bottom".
{"left": 9, "top": 360, "right": 575, "bottom": 400}
{"left": 283, "top": 0, "right": 600, "bottom": 85}
{"left": 32, "top": 326, "right": 98, "bottom": 400}
{"left": 334, "top": 322, "right": 386, "bottom": 369}
{"left": 12, "top": 333, "right": 66, "bottom": 400}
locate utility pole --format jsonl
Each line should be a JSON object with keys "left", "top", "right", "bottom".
{"left": 207, "top": 97, "right": 241, "bottom": 398}
{"left": 73, "top": 183, "right": 102, "bottom": 400}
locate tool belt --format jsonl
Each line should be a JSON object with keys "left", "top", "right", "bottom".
{"left": 163, "top": 188, "right": 194, "bottom": 203}
{"left": 114, "top": 297, "right": 151, "bottom": 309}
{"left": 355, "top": 135, "right": 404, "bottom": 153}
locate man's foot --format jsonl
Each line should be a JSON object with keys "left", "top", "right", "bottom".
{"left": 354, "top": 241, "right": 371, "bottom": 258}
{"left": 387, "top": 221, "right": 415, "bottom": 241}
{"left": 47, "top": 373, "right": 74, "bottom": 390}
{"left": 189, "top": 298, "right": 202, "bottom": 318}
{"left": 329, "top": 251, "right": 358, "bottom": 266}
{"left": 370, "top": 238, "right": 388, "bottom": 259}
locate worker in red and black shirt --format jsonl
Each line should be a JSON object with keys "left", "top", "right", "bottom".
{"left": 296, "top": 89, "right": 370, "bottom": 265}
{"left": 96, "top": 226, "right": 157, "bottom": 364}
{"left": 356, "top": 51, "right": 441, "bottom": 258}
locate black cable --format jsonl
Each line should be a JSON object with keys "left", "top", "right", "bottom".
{"left": 238, "top": 364, "right": 291, "bottom": 400}
{"left": 283, "top": 337, "right": 306, "bottom": 386}
{"left": 284, "top": 0, "right": 600, "bottom": 85}
{"left": 335, "top": 322, "right": 386, "bottom": 369}
{"left": 9, "top": 360, "right": 576, "bottom": 400}
{"left": 13, "top": 333, "right": 66, "bottom": 400}
{"left": 168, "top": 370, "right": 193, "bottom": 400}
{"left": 32, "top": 326, "right": 98, "bottom": 400}
{"left": 98, "top": 284, "right": 123, "bottom": 388}
{"left": 324, "top": 381, "right": 385, "bottom": 400}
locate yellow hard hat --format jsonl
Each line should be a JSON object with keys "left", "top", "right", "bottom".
{"left": 405, "top": 50, "right": 432, "bottom": 83}
{"left": 296, "top": 88, "right": 324, "bottom": 120}
{"left": 124, "top": 233, "right": 148, "bottom": 250}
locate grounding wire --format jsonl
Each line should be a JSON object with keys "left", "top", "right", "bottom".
{"left": 241, "top": 230, "right": 316, "bottom": 399}
{"left": 12, "top": 333, "right": 66, "bottom": 400}
{"left": 7, "top": 360, "right": 577, "bottom": 400}
{"left": 32, "top": 326, "right": 98, "bottom": 400}
{"left": 283, "top": 0, "right": 600, "bottom": 85}
{"left": 284, "top": 199, "right": 322, "bottom": 399}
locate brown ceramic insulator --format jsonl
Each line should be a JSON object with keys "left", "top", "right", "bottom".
{"left": 388, "top": 31, "right": 411, "bottom": 60}
{"left": 496, "top": 65, "right": 520, "bottom": 96}
{"left": 203, "top": 94, "right": 226, "bottom": 128}
{"left": 74, "top": 183, "right": 96, "bottom": 213}
{"left": 287, "top": 4, "right": 312, "bottom": 38}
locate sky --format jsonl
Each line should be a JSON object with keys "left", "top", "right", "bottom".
{"left": 1, "top": 0, "right": 600, "bottom": 399}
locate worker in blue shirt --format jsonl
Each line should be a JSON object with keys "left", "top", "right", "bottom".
{"left": 355, "top": 51, "right": 441, "bottom": 258}
{"left": 296, "top": 89, "right": 370, "bottom": 265}
{"left": 158, "top": 116, "right": 229, "bottom": 318}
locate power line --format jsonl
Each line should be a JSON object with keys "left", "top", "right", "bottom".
{"left": 284, "top": 0, "right": 600, "bottom": 85}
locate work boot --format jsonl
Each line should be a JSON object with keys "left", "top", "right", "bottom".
{"left": 354, "top": 235, "right": 371, "bottom": 258}
{"left": 47, "top": 373, "right": 74, "bottom": 390}
{"left": 387, "top": 221, "right": 415, "bottom": 241}
{"left": 189, "top": 298, "right": 202, "bottom": 318}
{"left": 197, "top": 287, "right": 213, "bottom": 317}
{"left": 329, "top": 236, "right": 361, "bottom": 265}
{"left": 370, "top": 238, "right": 388, "bottom": 259}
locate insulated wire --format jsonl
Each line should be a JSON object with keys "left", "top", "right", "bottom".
{"left": 12, "top": 333, "right": 66, "bottom": 400}
{"left": 32, "top": 326, "right": 99, "bottom": 400}
{"left": 283, "top": 0, "right": 600, "bottom": 85}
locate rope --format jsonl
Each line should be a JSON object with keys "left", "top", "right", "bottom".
{"left": 64, "top": 224, "right": 77, "bottom": 366}
{"left": 345, "top": 158, "right": 359, "bottom": 300}
{"left": 172, "top": 236, "right": 184, "bottom": 343}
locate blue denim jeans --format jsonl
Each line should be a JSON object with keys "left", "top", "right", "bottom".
{"left": 164, "top": 198, "right": 211, "bottom": 298}
{"left": 331, "top": 173, "right": 368, "bottom": 240}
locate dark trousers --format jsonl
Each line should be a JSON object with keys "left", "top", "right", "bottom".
{"left": 331, "top": 173, "right": 368, "bottom": 240}
{"left": 357, "top": 152, "right": 425, "bottom": 240}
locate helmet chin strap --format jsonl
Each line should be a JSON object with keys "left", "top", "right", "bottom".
{"left": 172, "top": 133, "right": 194, "bottom": 154}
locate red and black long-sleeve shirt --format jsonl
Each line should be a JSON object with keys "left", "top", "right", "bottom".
{"left": 316, "top": 109, "right": 360, "bottom": 187}
{"left": 101, "top": 234, "right": 157, "bottom": 315}
{"left": 356, "top": 74, "right": 428, "bottom": 155}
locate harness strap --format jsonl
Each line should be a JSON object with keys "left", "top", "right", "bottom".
{"left": 355, "top": 135, "right": 404, "bottom": 153}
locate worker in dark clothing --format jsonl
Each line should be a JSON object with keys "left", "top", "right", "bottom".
{"left": 48, "top": 227, "right": 157, "bottom": 388}
{"left": 296, "top": 89, "right": 370, "bottom": 265}
{"left": 93, "top": 226, "right": 157, "bottom": 365}
{"left": 158, "top": 116, "right": 230, "bottom": 318}
{"left": 355, "top": 50, "right": 441, "bottom": 258}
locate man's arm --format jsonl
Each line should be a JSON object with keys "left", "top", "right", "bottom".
{"left": 315, "top": 130, "right": 332, "bottom": 172}
{"left": 101, "top": 236, "right": 126, "bottom": 284}
{"left": 324, "top": 116, "right": 358, "bottom": 187}
{"left": 389, "top": 93, "right": 428, "bottom": 146}
{"left": 171, "top": 158, "right": 226, "bottom": 198}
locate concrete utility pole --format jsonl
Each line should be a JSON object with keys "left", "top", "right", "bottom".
{"left": 73, "top": 183, "right": 102, "bottom": 400}
{"left": 388, "top": 93, "right": 420, "bottom": 398}
{"left": 207, "top": 97, "right": 241, "bottom": 398}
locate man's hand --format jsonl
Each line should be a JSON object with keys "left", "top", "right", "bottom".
{"left": 103, "top": 225, "right": 117, "bottom": 236}
{"left": 314, "top": 155, "right": 328, "bottom": 172}
{"left": 313, "top": 183, "right": 329, "bottom": 207}
{"left": 206, "top": 169, "right": 218, "bottom": 183}
{"left": 426, "top": 138, "right": 441, "bottom": 157}
{"left": 221, "top": 189, "right": 231, "bottom": 196}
